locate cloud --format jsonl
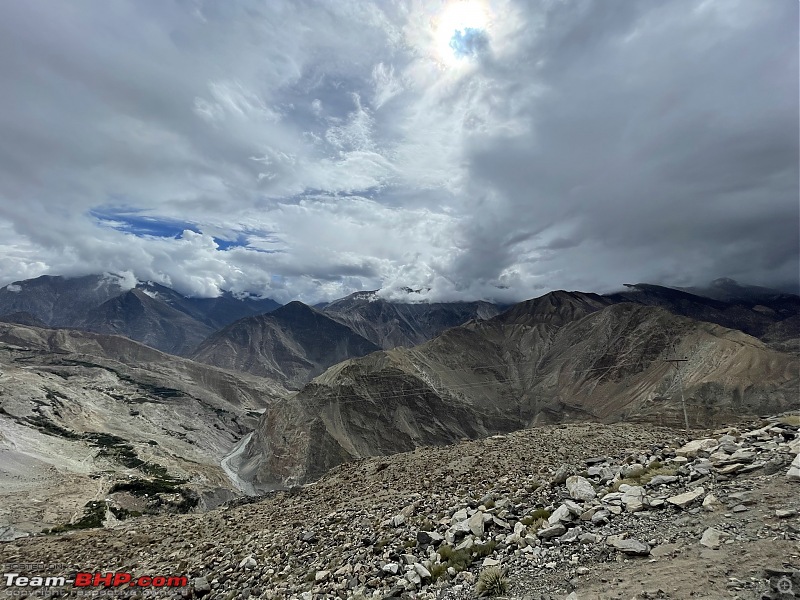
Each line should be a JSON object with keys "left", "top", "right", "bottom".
{"left": 0, "top": 0, "right": 796, "bottom": 302}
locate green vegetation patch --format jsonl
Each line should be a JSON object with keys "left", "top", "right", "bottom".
{"left": 110, "top": 478, "right": 198, "bottom": 514}
{"left": 23, "top": 414, "right": 81, "bottom": 439}
{"left": 476, "top": 566, "right": 509, "bottom": 597}
{"left": 45, "top": 501, "right": 106, "bottom": 534}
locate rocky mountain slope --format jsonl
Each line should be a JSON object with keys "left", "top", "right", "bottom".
{"left": 0, "top": 275, "right": 281, "bottom": 355}
{"left": 3, "top": 416, "right": 798, "bottom": 599}
{"left": 239, "top": 294, "right": 799, "bottom": 489}
{"left": 191, "top": 302, "right": 382, "bottom": 390}
{"left": 606, "top": 283, "right": 800, "bottom": 348}
{"left": 0, "top": 322, "right": 288, "bottom": 539}
{"left": 322, "top": 291, "right": 503, "bottom": 349}
{"left": 83, "top": 288, "right": 216, "bottom": 356}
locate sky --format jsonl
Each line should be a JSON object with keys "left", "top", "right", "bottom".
{"left": 0, "top": 0, "right": 797, "bottom": 303}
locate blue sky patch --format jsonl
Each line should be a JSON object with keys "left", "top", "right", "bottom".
{"left": 449, "top": 27, "right": 489, "bottom": 58}
{"left": 91, "top": 207, "right": 199, "bottom": 239}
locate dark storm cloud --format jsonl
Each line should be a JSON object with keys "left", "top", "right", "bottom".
{"left": 0, "top": 0, "right": 796, "bottom": 301}
{"left": 456, "top": 0, "right": 799, "bottom": 295}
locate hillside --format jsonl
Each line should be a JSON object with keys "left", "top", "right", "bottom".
{"left": 238, "top": 295, "right": 800, "bottom": 489}
{"left": 0, "top": 322, "right": 288, "bottom": 538}
{"left": 191, "top": 302, "right": 382, "bottom": 390}
{"left": 4, "top": 417, "right": 798, "bottom": 599}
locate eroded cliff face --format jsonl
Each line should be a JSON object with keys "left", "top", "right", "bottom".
{"left": 0, "top": 322, "right": 288, "bottom": 534}
{"left": 241, "top": 297, "right": 799, "bottom": 490}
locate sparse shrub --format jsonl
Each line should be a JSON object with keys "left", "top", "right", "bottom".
{"left": 483, "top": 499, "right": 495, "bottom": 509}
{"left": 639, "top": 466, "right": 678, "bottom": 485}
{"left": 476, "top": 566, "right": 508, "bottom": 597}
{"left": 438, "top": 544, "right": 456, "bottom": 560}
{"left": 611, "top": 477, "right": 642, "bottom": 491}
{"left": 437, "top": 544, "right": 473, "bottom": 573}
{"left": 522, "top": 507, "right": 551, "bottom": 526}
{"left": 472, "top": 540, "right": 497, "bottom": 558}
{"left": 429, "top": 563, "right": 448, "bottom": 582}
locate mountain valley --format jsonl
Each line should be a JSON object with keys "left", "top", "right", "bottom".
{"left": 0, "top": 274, "right": 797, "bottom": 554}
{"left": 0, "top": 321, "right": 288, "bottom": 539}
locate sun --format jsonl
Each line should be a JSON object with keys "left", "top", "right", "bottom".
{"left": 434, "top": 1, "right": 490, "bottom": 64}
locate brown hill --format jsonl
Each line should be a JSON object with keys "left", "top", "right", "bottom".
{"left": 191, "top": 301, "right": 381, "bottom": 390}
{"left": 238, "top": 295, "right": 799, "bottom": 489}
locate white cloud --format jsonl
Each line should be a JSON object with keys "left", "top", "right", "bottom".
{"left": 0, "top": 0, "right": 796, "bottom": 302}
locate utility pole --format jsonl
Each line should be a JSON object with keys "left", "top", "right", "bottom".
{"left": 665, "top": 357, "right": 689, "bottom": 432}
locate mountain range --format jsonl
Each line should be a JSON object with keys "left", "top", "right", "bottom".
{"left": 237, "top": 283, "right": 800, "bottom": 489}
{"left": 0, "top": 273, "right": 798, "bottom": 526}
{"left": 0, "top": 275, "right": 281, "bottom": 355}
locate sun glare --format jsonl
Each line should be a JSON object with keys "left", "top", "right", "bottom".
{"left": 434, "top": 1, "right": 490, "bottom": 65}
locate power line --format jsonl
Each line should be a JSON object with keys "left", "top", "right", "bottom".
{"left": 664, "top": 356, "right": 689, "bottom": 432}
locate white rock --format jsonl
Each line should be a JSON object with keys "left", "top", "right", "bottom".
{"left": 676, "top": 439, "right": 718, "bottom": 457}
{"left": 787, "top": 453, "right": 800, "bottom": 482}
{"left": 621, "top": 485, "right": 646, "bottom": 513}
{"left": 481, "top": 557, "right": 500, "bottom": 567}
{"left": 548, "top": 504, "right": 572, "bottom": 524}
{"left": 667, "top": 486, "right": 705, "bottom": 508}
{"left": 607, "top": 536, "right": 650, "bottom": 555}
{"left": 414, "top": 563, "right": 431, "bottom": 579}
{"left": 467, "top": 511, "right": 485, "bottom": 536}
{"left": 451, "top": 508, "right": 468, "bottom": 522}
{"left": 315, "top": 570, "right": 330, "bottom": 581}
{"left": 700, "top": 527, "right": 726, "bottom": 549}
{"left": 702, "top": 493, "right": 722, "bottom": 511}
{"left": 566, "top": 475, "right": 596, "bottom": 501}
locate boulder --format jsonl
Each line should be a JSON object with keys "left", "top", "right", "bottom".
{"left": 676, "top": 439, "right": 718, "bottom": 458}
{"left": 619, "top": 485, "right": 646, "bottom": 513}
{"left": 467, "top": 511, "right": 485, "bottom": 536}
{"left": 538, "top": 523, "right": 567, "bottom": 539}
{"left": 548, "top": 504, "right": 572, "bottom": 525}
{"left": 667, "top": 486, "right": 705, "bottom": 508}
{"left": 414, "top": 563, "right": 431, "bottom": 579}
{"left": 648, "top": 475, "right": 679, "bottom": 486}
{"left": 607, "top": 536, "right": 650, "bottom": 555}
{"left": 700, "top": 527, "right": 726, "bottom": 549}
{"left": 787, "top": 453, "right": 800, "bottom": 482}
{"left": 566, "top": 475, "right": 596, "bottom": 501}
{"left": 702, "top": 493, "right": 722, "bottom": 511}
